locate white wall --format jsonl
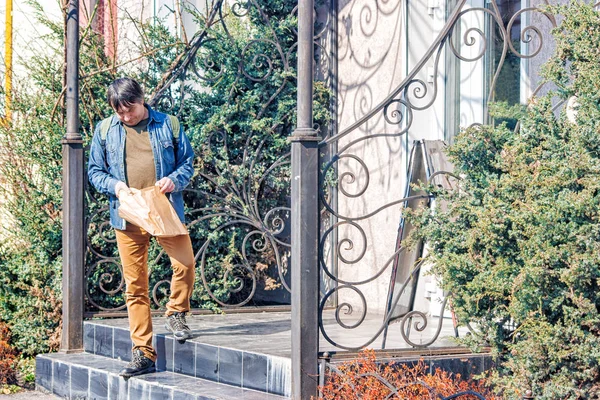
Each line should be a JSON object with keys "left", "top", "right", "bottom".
{"left": 334, "top": 0, "right": 460, "bottom": 318}
{"left": 456, "top": 0, "right": 486, "bottom": 128}
{"left": 333, "top": 0, "right": 556, "bottom": 319}
{"left": 335, "top": 0, "right": 413, "bottom": 317}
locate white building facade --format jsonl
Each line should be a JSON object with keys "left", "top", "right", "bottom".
{"left": 331, "top": 0, "right": 560, "bottom": 328}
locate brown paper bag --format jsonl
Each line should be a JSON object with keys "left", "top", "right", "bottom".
{"left": 118, "top": 186, "right": 188, "bottom": 236}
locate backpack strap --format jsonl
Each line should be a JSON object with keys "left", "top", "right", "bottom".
{"left": 99, "top": 116, "right": 113, "bottom": 141}
{"left": 168, "top": 114, "right": 180, "bottom": 141}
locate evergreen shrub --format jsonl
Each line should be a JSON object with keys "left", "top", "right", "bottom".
{"left": 407, "top": 2, "right": 600, "bottom": 398}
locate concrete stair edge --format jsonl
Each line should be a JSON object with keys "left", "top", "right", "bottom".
{"left": 83, "top": 321, "right": 291, "bottom": 397}
{"left": 36, "top": 352, "right": 289, "bottom": 400}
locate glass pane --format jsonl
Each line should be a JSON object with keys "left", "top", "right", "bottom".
{"left": 488, "top": 0, "right": 522, "bottom": 129}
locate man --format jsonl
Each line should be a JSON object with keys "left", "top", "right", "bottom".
{"left": 88, "top": 77, "right": 196, "bottom": 378}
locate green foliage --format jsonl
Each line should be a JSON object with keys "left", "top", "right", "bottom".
{"left": 0, "top": 2, "right": 115, "bottom": 356}
{"left": 16, "top": 357, "right": 36, "bottom": 385}
{"left": 0, "top": 0, "right": 330, "bottom": 359}
{"left": 489, "top": 101, "right": 527, "bottom": 130}
{"left": 407, "top": 3, "right": 600, "bottom": 398}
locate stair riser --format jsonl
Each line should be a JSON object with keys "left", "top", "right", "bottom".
{"left": 37, "top": 356, "right": 195, "bottom": 400}
{"left": 36, "top": 353, "right": 288, "bottom": 400}
{"left": 84, "top": 322, "right": 291, "bottom": 397}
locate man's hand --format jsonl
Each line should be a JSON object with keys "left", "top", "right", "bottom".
{"left": 155, "top": 177, "right": 175, "bottom": 194}
{"left": 115, "top": 181, "right": 130, "bottom": 199}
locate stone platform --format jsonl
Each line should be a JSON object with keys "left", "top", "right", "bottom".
{"left": 36, "top": 310, "right": 490, "bottom": 399}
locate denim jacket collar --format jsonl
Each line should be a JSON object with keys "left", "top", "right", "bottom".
{"left": 108, "top": 104, "right": 165, "bottom": 128}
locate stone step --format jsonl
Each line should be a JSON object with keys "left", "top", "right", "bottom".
{"left": 36, "top": 352, "right": 289, "bottom": 400}
{"left": 83, "top": 320, "right": 291, "bottom": 397}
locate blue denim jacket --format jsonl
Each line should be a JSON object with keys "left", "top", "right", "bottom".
{"left": 87, "top": 105, "right": 195, "bottom": 230}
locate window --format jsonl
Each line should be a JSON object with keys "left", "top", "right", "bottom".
{"left": 486, "top": 0, "right": 523, "bottom": 129}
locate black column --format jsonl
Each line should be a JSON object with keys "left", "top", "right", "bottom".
{"left": 61, "top": 0, "right": 84, "bottom": 353}
{"left": 291, "top": 0, "right": 320, "bottom": 398}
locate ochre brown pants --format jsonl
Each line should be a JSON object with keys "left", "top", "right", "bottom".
{"left": 115, "top": 223, "right": 195, "bottom": 361}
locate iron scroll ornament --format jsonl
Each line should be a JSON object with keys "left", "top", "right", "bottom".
{"left": 323, "top": 0, "right": 556, "bottom": 146}
{"left": 85, "top": 0, "right": 332, "bottom": 313}
{"left": 316, "top": 0, "right": 558, "bottom": 351}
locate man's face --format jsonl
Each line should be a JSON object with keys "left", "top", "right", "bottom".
{"left": 114, "top": 101, "right": 147, "bottom": 126}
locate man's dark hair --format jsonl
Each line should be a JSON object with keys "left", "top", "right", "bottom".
{"left": 107, "top": 78, "right": 144, "bottom": 110}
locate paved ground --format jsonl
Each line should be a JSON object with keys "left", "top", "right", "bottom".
{"left": 0, "top": 390, "right": 59, "bottom": 399}
{"left": 93, "top": 309, "right": 467, "bottom": 357}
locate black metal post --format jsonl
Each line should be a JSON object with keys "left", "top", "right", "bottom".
{"left": 61, "top": 0, "right": 84, "bottom": 353}
{"left": 291, "top": 0, "right": 320, "bottom": 398}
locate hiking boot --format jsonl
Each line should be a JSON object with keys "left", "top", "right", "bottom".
{"left": 165, "top": 312, "right": 193, "bottom": 341}
{"left": 119, "top": 349, "right": 156, "bottom": 378}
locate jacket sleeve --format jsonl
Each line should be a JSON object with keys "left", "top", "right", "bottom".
{"left": 87, "top": 123, "right": 119, "bottom": 196}
{"left": 167, "top": 124, "right": 195, "bottom": 193}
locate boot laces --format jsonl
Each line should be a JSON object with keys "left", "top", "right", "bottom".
{"left": 170, "top": 312, "right": 190, "bottom": 331}
{"left": 129, "top": 350, "right": 149, "bottom": 369}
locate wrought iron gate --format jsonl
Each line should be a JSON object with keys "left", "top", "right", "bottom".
{"left": 84, "top": 0, "right": 336, "bottom": 317}
{"left": 317, "top": 0, "right": 558, "bottom": 352}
